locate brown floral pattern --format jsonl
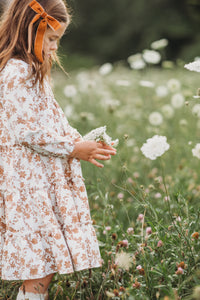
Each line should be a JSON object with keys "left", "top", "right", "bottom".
{"left": 0, "top": 59, "right": 101, "bottom": 280}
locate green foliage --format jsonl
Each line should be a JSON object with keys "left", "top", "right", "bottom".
{"left": 62, "top": 0, "right": 200, "bottom": 63}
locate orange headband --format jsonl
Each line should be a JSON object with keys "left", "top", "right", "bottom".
{"left": 28, "top": 0, "right": 61, "bottom": 63}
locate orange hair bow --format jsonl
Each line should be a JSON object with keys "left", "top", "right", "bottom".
{"left": 28, "top": 0, "right": 61, "bottom": 63}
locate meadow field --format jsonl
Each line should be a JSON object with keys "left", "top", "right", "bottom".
{"left": 1, "top": 54, "right": 200, "bottom": 299}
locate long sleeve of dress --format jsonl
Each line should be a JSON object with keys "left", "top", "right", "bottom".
{"left": 1, "top": 60, "right": 79, "bottom": 158}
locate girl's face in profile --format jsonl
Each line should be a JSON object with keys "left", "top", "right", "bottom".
{"left": 43, "top": 22, "right": 67, "bottom": 59}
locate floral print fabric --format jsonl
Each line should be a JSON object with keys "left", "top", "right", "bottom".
{"left": 0, "top": 59, "right": 101, "bottom": 280}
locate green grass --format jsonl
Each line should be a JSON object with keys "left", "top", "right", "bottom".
{"left": 1, "top": 60, "right": 200, "bottom": 299}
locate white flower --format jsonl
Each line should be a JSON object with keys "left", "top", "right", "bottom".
{"left": 142, "top": 49, "right": 161, "bottom": 64}
{"left": 167, "top": 78, "right": 181, "bottom": 92}
{"left": 115, "top": 79, "right": 131, "bottom": 87}
{"left": 115, "top": 252, "right": 133, "bottom": 270}
{"left": 139, "top": 80, "right": 155, "bottom": 88}
{"left": 105, "top": 291, "right": 115, "bottom": 298}
{"left": 192, "top": 104, "right": 200, "bottom": 118}
{"left": 171, "top": 93, "right": 185, "bottom": 108}
{"left": 63, "top": 85, "right": 77, "bottom": 98}
{"left": 161, "top": 105, "right": 174, "bottom": 119}
{"left": 99, "top": 63, "right": 113, "bottom": 75}
{"left": 127, "top": 53, "right": 146, "bottom": 70}
{"left": 149, "top": 112, "right": 163, "bottom": 126}
{"left": 179, "top": 119, "right": 188, "bottom": 126}
{"left": 83, "top": 126, "right": 118, "bottom": 147}
{"left": 141, "top": 135, "right": 170, "bottom": 160}
{"left": 184, "top": 60, "right": 200, "bottom": 73}
{"left": 64, "top": 105, "right": 74, "bottom": 118}
{"left": 156, "top": 85, "right": 169, "bottom": 98}
{"left": 151, "top": 38, "right": 168, "bottom": 50}
{"left": 192, "top": 144, "right": 200, "bottom": 159}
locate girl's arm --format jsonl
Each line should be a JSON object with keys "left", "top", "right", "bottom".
{"left": 2, "top": 62, "right": 78, "bottom": 158}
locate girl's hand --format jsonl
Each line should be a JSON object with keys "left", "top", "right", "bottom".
{"left": 70, "top": 140, "right": 117, "bottom": 168}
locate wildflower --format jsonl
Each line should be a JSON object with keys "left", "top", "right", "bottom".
{"left": 176, "top": 267, "right": 184, "bottom": 275}
{"left": 137, "top": 214, "right": 144, "bottom": 222}
{"left": 157, "top": 240, "right": 163, "bottom": 247}
{"left": 122, "top": 240, "right": 129, "bottom": 247}
{"left": 164, "top": 196, "right": 170, "bottom": 202}
{"left": 143, "top": 49, "right": 161, "bottom": 64}
{"left": 105, "top": 291, "right": 115, "bottom": 298}
{"left": 192, "top": 232, "right": 199, "bottom": 239}
{"left": 105, "top": 226, "right": 111, "bottom": 231}
{"left": 113, "top": 289, "right": 119, "bottom": 296}
{"left": 151, "top": 38, "right": 168, "bottom": 50}
{"left": 116, "top": 79, "right": 131, "bottom": 87}
{"left": 146, "top": 227, "right": 152, "bottom": 235}
{"left": 167, "top": 78, "right": 181, "bottom": 92}
{"left": 138, "top": 267, "right": 145, "bottom": 275}
{"left": 156, "top": 85, "right": 169, "bottom": 98}
{"left": 176, "top": 216, "right": 181, "bottom": 222}
{"left": 133, "top": 278, "right": 141, "bottom": 289}
{"left": 179, "top": 119, "right": 188, "bottom": 126}
{"left": 192, "top": 144, "right": 200, "bottom": 159}
{"left": 99, "top": 63, "right": 113, "bottom": 75}
{"left": 136, "top": 265, "right": 142, "bottom": 270}
{"left": 184, "top": 60, "right": 200, "bottom": 72}
{"left": 141, "top": 135, "right": 170, "bottom": 160}
{"left": 112, "top": 233, "right": 117, "bottom": 240}
{"left": 63, "top": 85, "right": 77, "bottom": 98}
{"left": 115, "top": 252, "right": 133, "bottom": 270}
{"left": 155, "top": 192, "right": 162, "bottom": 199}
{"left": 117, "top": 193, "right": 124, "bottom": 199}
{"left": 148, "top": 112, "right": 163, "bottom": 126}
{"left": 119, "top": 287, "right": 126, "bottom": 292}
{"left": 161, "top": 104, "right": 174, "bottom": 119}
{"left": 139, "top": 80, "right": 155, "bottom": 88}
{"left": 171, "top": 93, "right": 185, "bottom": 108}
{"left": 192, "top": 104, "right": 200, "bottom": 118}
{"left": 178, "top": 262, "right": 186, "bottom": 269}
{"left": 127, "top": 227, "right": 134, "bottom": 234}
{"left": 83, "top": 126, "right": 118, "bottom": 147}
{"left": 127, "top": 53, "right": 146, "bottom": 70}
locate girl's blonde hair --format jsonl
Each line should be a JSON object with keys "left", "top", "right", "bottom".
{"left": 0, "top": 0, "right": 71, "bottom": 87}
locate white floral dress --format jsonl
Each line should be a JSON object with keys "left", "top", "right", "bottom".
{"left": 0, "top": 58, "right": 101, "bottom": 280}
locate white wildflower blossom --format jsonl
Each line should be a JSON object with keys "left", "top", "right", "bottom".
{"left": 167, "top": 79, "right": 181, "bottom": 93}
{"left": 156, "top": 85, "right": 169, "bottom": 98}
{"left": 192, "top": 104, "right": 200, "bottom": 118}
{"left": 151, "top": 38, "right": 168, "bottom": 50}
{"left": 83, "top": 126, "right": 119, "bottom": 147}
{"left": 127, "top": 53, "right": 146, "bottom": 70}
{"left": 142, "top": 49, "right": 161, "bottom": 64}
{"left": 141, "top": 135, "right": 170, "bottom": 160}
{"left": 184, "top": 60, "right": 200, "bottom": 73}
{"left": 139, "top": 80, "right": 155, "bottom": 88}
{"left": 161, "top": 105, "right": 174, "bottom": 119}
{"left": 64, "top": 105, "right": 74, "bottom": 118}
{"left": 105, "top": 291, "right": 115, "bottom": 298}
{"left": 179, "top": 119, "right": 188, "bottom": 126}
{"left": 171, "top": 93, "right": 185, "bottom": 108}
{"left": 130, "top": 59, "right": 146, "bottom": 70}
{"left": 192, "top": 144, "right": 200, "bottom": 159}
{"left": 63, "top": 85, "right": 77, "bottom": 98}
{"left": 149, "top": 112, "right": 163, "bottom": 126}
{"left": 99, "top": 63, "right": 113, "bottom": 75}
{"left": 115, "top": 79, "right": 131, "bottom": 87}
{"left": 115, "top": 252, "right": 133, "bottom": 271}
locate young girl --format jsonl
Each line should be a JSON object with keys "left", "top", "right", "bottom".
{"left": 0, "top": 0, "right": 116, "bottom": 299}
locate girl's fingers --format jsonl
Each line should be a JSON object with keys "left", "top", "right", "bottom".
{"left": 94, "top": 154, "right": 111, "bottom": 161}
{"left": 89, "top": 158, "right": 104, "bottom": 168}
{"left": 97, "top": 148, "right": 116, "bottom": 156}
